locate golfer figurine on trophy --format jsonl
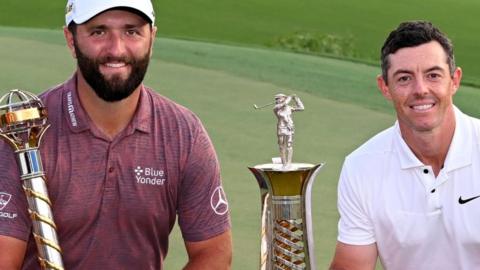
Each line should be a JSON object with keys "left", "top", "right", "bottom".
{"left": 250, "top": 93, "right": 323, "bottom": 270}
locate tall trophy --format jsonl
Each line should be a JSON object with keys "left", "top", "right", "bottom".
{"left": 249, "top": 93, "right": 323, "bottom": 270}
{"left": 0, "top": 89, "right": 64, "bottom": 270}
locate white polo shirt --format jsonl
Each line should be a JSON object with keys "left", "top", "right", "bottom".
{"left": 337, "top": 106, "right": 480, "bottom": 270}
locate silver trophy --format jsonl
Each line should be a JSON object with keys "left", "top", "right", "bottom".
{"left": 0, "top": 90, "right": 64, "bottom": 270}
{"left": 250, "top": 93, "right": 323, "bottom": 269}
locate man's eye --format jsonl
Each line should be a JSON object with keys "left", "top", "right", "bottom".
{"left": 91, "top": 30, "right": 104, "bottom": 36}
{"left": 126, "top": 30, "right": 139, "bottom": 36}
{"left": 427, "top": 73, "right": 441, "bottom": 80}
{"left": 397, "top": 76, "right": 410, "bottom": 83}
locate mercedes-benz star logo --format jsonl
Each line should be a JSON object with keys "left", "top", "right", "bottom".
{"left": 210, "top": 186, "right": 229, "bottom": 216}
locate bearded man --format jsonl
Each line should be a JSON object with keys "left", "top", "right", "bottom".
{"left": 0, "top": 1, "right": 232, "bottom": 269}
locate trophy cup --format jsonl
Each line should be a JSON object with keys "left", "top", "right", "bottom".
{"left": 0, "top": 89, "right": 64, "bottom": 270}
{"left": 250, "top": 93, "right": 323, "bottom": 270}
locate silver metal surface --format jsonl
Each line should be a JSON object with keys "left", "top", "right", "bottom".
{"left": 249, "top": 163, "right": 324, "bottom": 270}
{"left": 273, "top": 94, "right": 304, "bottom": 168}
{"left": 254, "top": 102, "right": 276, "bottom": 110}
{"left": 272, "top": 196, "right": 302, "bottom": 219}
{"left": 253, "top": 93, "right": 304, "bottom": 168}
{"left": 0, "top": 89, "right": 64, "bottom": 270}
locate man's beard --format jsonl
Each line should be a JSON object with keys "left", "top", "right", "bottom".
{"left": 74, "top": 40, "right": 151, "bottom": 102}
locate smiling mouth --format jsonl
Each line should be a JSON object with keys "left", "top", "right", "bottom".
{"left": 104, "top": 62, "right": 127, "bottom": 68}
{"left": 411, "top": 103, "right": 434, "bottom": 111}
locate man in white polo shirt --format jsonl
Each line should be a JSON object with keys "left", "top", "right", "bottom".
{"left": 330, "top": 21, "right": 480, "bottom": 270}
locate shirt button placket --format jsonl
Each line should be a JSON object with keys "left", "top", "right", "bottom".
{"left": 421, "top": 167, "right": 439, "bottom": 211}
{"left": 424, "top": 167, "right": 442, "bottom": 211}
{"left": 105, "top": 144, "right": 116, "bottom": 190}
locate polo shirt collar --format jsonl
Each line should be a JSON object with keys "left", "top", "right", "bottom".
{"left": 394, "top": 106, "right": 472, "bottom": 171}
{"left": 62, "top": 73, "right": 152, "bottom": 135}
{"left": 394, "top": 124, "right": 423, "bottom": 169}
{"left": 62, "top": 74, "right": 90, "bottom": 133}
{"left": 443, "top": 106, "right": 472, "bottom": 171}
{"left": 124, "top": 85, "right": 152, "bottom": 134}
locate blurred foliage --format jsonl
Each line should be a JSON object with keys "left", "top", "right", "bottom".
{"left": 269, "top": 31, "right": 358, "bottom": 58}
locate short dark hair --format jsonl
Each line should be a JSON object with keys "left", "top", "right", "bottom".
{"left": 380, "top": 21, "right": 455, "bottom": 82}
{"left": 68, "top": 23, "right": 77, "bottom": 35}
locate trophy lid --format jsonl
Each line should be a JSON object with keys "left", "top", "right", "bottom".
{"left": 0, "top": 89, "right": 47, "bottom": 135}
{"left": 253, "top": 162, "right": 316, "bottom": 172}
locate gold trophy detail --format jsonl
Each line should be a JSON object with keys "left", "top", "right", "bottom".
{"left": 0, "top": 89, "right": 64, "bottom": 270}
{"left": 250, "top": 94, "right": 323, "bottom": 269}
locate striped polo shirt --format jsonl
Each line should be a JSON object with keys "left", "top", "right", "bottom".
{"left": 0, "top": 74, "right": 230, "bottom": 269}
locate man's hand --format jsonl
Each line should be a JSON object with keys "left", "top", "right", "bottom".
{"left": 0, "top": 235, "right": 26, "bottom": 270}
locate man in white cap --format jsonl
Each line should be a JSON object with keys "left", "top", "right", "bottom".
{"left": 0, "top": 0, "right": 232, "bottom": 269}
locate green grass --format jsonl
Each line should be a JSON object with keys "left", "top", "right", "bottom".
{"left": 2, "top": 26, "right": 480, "bottom": 117}
{"left": 2, "top": 0, "right": 480, "bottom": 86}
{"left": 3, "top": 2, "right": 479, "bottom": 269}
{"left": 1, "top": 27, "right": 479, "bottom": 269}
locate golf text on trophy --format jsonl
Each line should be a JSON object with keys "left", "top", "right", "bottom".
{"left": 0, "top": 89, "right": 64, "bottom": 270}
{"left": 249, "top": 93, "right": 323, "bottom": 270}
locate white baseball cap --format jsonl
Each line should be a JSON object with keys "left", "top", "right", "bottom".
{"left": 65, "top": 0, "right": 155, "bottom": 26}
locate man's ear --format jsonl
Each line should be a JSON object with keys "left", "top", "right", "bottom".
{"left": 451, "top": 67, "right": 462, "bottom": 95}
{"left": 64, "top": 26, "right": 77, "bottom": 59}
{"left": 377, "top": 74, "right": 392, "bottom": 101}
{"left": 149, "top": 26, "right": 157, "bottom": 57}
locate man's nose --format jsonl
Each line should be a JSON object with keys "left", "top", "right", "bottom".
{"left": 105, "top": 32, "right": 127, "bottom": 57}
{"left": 412, "top": 77, "right": 429, "bottom": 96}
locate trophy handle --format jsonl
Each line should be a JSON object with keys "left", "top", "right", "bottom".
{"left": 250, "top": 168, "right": 275, "bottom": 270}
{"left": 302, "top": 163, "right": 324, "bottom": 269}
{"left": 16, "top": 147, "right": 64, "bottom": 270}
{"left": 0, "top": 90, "right": 64, "bottom": 270}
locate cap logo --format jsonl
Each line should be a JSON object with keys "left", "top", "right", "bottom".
{"left": 66, "top": 2, "right": 74, "bottom": 16}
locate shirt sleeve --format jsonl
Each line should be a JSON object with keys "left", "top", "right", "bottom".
{"left": 337, "top": 159, "right": 376, "bottom": 245}
{"left": 0, "top": 141, "right": 31, "bottom": 241}
{"left": 177, "top": 121, "right": 231, "bottom": 242}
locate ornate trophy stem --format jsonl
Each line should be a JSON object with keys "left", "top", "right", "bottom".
{"left": 251, "top": 93, "right": 323, "bottom": 270}
{"left": 0, "top": 89, "right": 64, "bottom": 270}
{"left": 250, "top": 163, "right": 323, "bottom": 270}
